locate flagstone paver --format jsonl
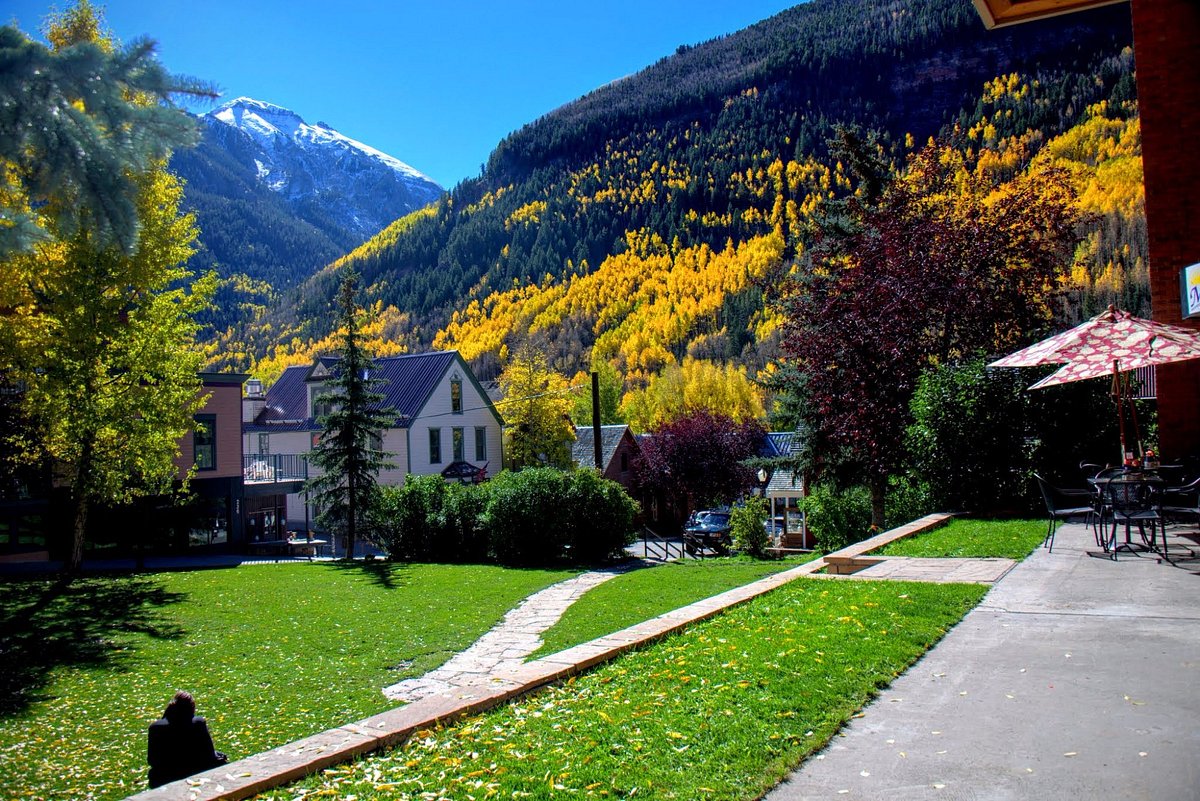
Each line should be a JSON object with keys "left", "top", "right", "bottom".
{"left": 838, "top": 555, "right": 1017, "bottom": 583}
{"left": 382, "top": 565, "right": 636, "bottom": 702}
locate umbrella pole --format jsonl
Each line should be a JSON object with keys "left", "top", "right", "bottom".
{"left": 1127, "top": 370, "right": 1143, "bottom": 460}
{"left": 1113, "top": 361, "right": 1129, "bottom": 465}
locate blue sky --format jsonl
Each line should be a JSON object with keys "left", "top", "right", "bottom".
{"left": 6, "top": 1, "right": 801, "bottom": 188}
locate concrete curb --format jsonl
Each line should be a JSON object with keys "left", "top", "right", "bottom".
{"left": 123, "top": 514, "right": 954, "bottom": 801}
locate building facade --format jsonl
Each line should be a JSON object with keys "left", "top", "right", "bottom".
{"left": 243, "top": 351, "right": 504, "bottom": 538}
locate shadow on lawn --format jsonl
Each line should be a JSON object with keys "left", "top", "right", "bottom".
{"left": 318, "top": 558, "right": 414, "bottom": 590}
{"left": 0, "top": 575, "right": 186, "bottom": 717}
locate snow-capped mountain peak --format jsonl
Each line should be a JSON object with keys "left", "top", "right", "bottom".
{"left": 196, "top": 96, "right": 444, "bottom": 239}
{"left": 206, "top": 96, "right": 439, "bottom": 186}
{"left": 210, "top": 97, "right": 304, "bottom": 140}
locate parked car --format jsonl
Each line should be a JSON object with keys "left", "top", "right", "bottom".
{"left": 684, "top": 509, "right": 732, "bottom": 555}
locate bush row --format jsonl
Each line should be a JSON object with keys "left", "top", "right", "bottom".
{"left": 369, "top": 468, "right": 638, "bottom": 566}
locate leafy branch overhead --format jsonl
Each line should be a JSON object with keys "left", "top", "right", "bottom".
{"left": 0, "top": 18, "right": 216, "bottom": 257}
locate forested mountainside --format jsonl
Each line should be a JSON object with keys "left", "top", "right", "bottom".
{"left": 222, "top": 0, "right": 1140, "bottom": 401}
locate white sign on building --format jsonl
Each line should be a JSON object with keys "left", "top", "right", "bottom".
{"left": 1183, "top": 262, "right": 1200, "bottom": 320}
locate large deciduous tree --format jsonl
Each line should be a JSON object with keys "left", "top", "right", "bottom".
{"left": 498, "top": 344, "right": 575, "bottom": 471}
{"left": 305, "top": 270, "right": 396, "bottom": 560}
{"left": 0, "top": 2, "right": 216, "bottom": 571}
{"left": 778, "top": 139, "right": 1081, "bottom": 527}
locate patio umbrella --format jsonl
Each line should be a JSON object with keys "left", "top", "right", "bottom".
{"left": 989, "top": 305, "right": 1200, "bottom": 462}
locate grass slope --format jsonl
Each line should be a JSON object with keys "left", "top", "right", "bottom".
{"left": 874, "top": 518, "right": 1045, "bottom": 559}
{"left": 260, "top": 578, "right": 988, "bottom": 800}
{"left": 533, "top": 556, "right": 816, "bottom": 659}
{"left": 0, "top": 562, "right": 577, "bottom": 801}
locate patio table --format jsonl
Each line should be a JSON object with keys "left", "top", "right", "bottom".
{"left": 1089, "top": 471, "right": 1165, "bottom": 555}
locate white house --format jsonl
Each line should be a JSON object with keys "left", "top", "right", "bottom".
{"left": 242, "top": 350, "right": 503, "bottom": 538}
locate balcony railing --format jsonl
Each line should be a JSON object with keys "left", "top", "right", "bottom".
{"left": 243, "top": 454, "right": 308, "bottom": 484}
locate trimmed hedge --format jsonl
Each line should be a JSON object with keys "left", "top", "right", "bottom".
{"left": 373, "top": 468, "right": 637, "bottom": 566}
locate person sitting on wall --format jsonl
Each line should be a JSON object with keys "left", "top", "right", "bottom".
{"left": 147, "top": 690, "right": 228, "bottom": 788}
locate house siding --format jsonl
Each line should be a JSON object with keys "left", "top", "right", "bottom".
{"left": 177, "top": 381, "right": 244, "bottom": 479}
{"left": 407, "top": 362, "right": 502, "bottom": 479}
{"left": 243, "top": 352, "right": 502, "bottom": 537}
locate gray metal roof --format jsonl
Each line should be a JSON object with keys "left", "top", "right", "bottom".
{"left": 245, "top": 350, "right": 495, "bottom": 433}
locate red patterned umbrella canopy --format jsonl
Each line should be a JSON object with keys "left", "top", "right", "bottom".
{"left": 991, "top": 306, "right": 1200, "bottom": 387}
{"left": 989, "top": 305, "right": 1200, "bottom": 460}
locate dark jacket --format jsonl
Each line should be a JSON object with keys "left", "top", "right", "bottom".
{"left": 147, "top": 715, "right": 226, "bottom": 788}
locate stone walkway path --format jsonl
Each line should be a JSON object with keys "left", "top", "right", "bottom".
{"left": 382, "top": 565, "right": 637, "bottom": 702}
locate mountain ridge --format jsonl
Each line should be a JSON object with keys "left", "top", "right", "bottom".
{"left": 170, "top": 96, "right": 445, "bottom": 338}
{"left": 233, "top": 0, "right": 1140, "bottom": 393}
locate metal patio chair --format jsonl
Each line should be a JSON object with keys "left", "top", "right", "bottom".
{"left": 1035, "top": 474, "right": 1094, "bottom": 553}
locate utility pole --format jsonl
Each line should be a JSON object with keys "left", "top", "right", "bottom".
{"left": 592, "top": 371, "right": 603, "bottom": 471}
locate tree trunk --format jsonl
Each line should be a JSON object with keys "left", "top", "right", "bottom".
{"left": 66, "top": 437, "right": 95, "bottom": 573}
{"left": 345, "top": 472, "right": 356, "bottom": 561}
{"left": 868, "top": 472, "right": 887, "bottom": 532}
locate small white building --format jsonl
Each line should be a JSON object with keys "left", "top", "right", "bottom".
{"left": 242, "top": 350, "right": 503, "bottom": 539}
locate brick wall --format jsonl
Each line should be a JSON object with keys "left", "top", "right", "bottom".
{"left": 1132, "top": 0, "right": 1200, "bottom": 459}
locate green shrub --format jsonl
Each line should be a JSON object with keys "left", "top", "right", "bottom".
{"left": 730, "top": 495, "right": 769, "bottom": 557}
{"left": 803, "top": 483, "right": 872, "bottom": 553}
{"left": 884, "top": 474, "right": 935, "bottom": 529}
{"left": 563, "top": 469, "right": 639, "bottom": 563}
{"left": 373, "top": 469, "right": 640, "bottom": 566}
{"left": 372, "top": 475, "right": 446, "bottom": 560}
{"left": 482, "top": 468, "right": 572, "bottom": 565}
{"left": 906, "top": 356, "right": 1128, "bottom": 515}
{"left": 437, "top": 481, "right": 489, "bottom": 562}
{"left": 906, "top": 357, "right": 1030, "bottom": 515}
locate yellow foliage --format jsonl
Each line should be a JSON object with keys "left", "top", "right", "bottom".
{"left": 253, "top": 304, "right": 412, "bottom": 387}
{"left": 505, "top": 200, "right": 547, "bottom": 230}
{"left": 620, "top": 357, "right": 764, "bottom": 432}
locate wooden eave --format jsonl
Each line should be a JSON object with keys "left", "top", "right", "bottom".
{"left": 972, "top": 0, "right": 1127, "bottom": 29}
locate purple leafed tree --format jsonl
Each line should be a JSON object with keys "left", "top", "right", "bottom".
{"left": 635, "top": 410, "right": 766, "bottom": 518}
{"left": 778, "top": 142, "right": 1081, "bottom": 527}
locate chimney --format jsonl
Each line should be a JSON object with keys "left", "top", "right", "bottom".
{"left": 243, "top": 378, "right": 266, "bottom": 423}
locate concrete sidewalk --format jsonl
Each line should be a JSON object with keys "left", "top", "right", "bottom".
{"left": 766, "top": 522, "right": 1200, "bottom": 801}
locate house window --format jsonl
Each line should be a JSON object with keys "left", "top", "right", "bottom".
{"left": 194, "top": 415, "right": 217, "bottom": 471}
{"left": 475, "top": 427, "right": 487, "bottom": 462}
{"left": 370, "top": 431, "right": 383, "bottom": 453}
{"left": 451, "top": 377, "right": 463, "bottom": 414}
{"left": 429, "top": 428, "right": 442, "bottom": 464}
{"left": 258, "top": 433, "right": 270, "bottom": 455}
{"left": 311, "top": 383, "right": 337, "bottom": 419}
{"left": 621, "top": 452, "right": 629, "bottom": 472}
{"left": 453, "top": 427, "right": 464, "bottom": 462}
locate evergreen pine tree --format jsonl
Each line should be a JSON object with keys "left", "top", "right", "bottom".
{"left": 305, "top": 270, "right": 396, "bottom": 559}
{"left": 0, "top": 3, "right": 215, "bottom": 257}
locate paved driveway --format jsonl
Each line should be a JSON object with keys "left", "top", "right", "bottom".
{"left": 766, "top": 522, "right": 1200, "bottom": 800}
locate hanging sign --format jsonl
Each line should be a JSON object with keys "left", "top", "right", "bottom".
{"left": 1182, "top": 263, "right": 1200, "bottom": 320}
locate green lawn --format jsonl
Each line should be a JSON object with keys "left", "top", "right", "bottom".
{"left": 0, "top": 562, "right": 577, "bottom": 801}
{"left": 532, "top": 555, "right": 816, "bottom": 658}
{"left": 874, "top": 518, "right": 1046, "bottom": 559}
{"left": 260, "top": 578, "right": 988, "bottom": 801}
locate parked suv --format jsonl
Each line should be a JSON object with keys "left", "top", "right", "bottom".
{"left": 683, "top": 509, "right": 732, "bottom": 555}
